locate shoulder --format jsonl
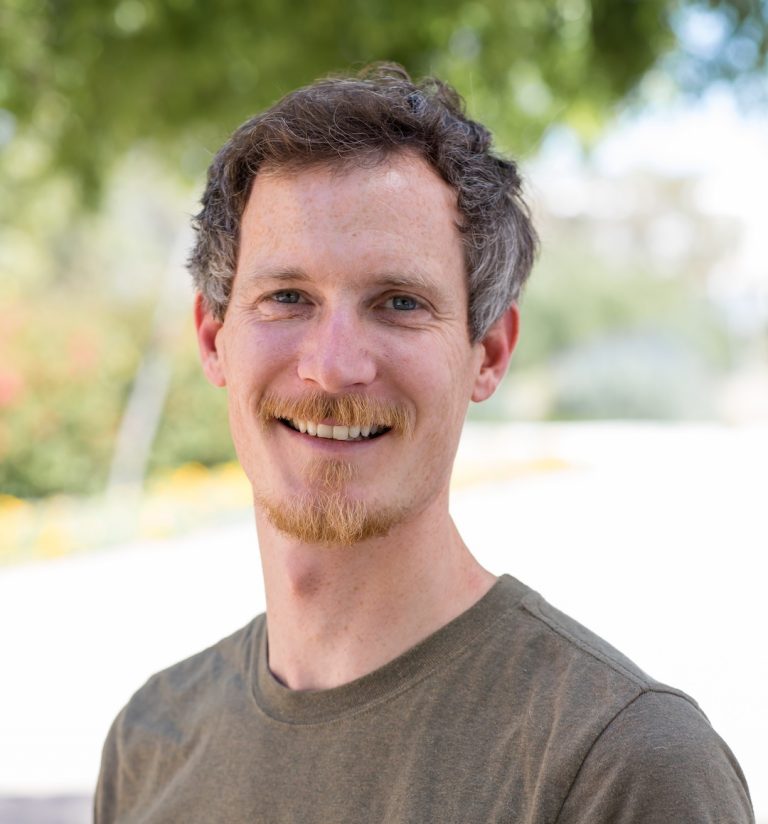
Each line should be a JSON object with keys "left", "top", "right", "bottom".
{"left": 95, "top": 615, "right": 263, "bottom": 820}
{"left": 486, "top": 579, "right": 673, "bottom": 720}
{"left": 120, "top": 614, "right": 263, "bottom": 732}
{"left": 556, "top": 690, "right": 754, "bottom": 823}
{"left": 486, "top": 579, "right": 753, "bottom": 821}
{"left": 494, "top": 579, "right": 698, "bottom": 713}
{"left": 513, "top": 584, "right": 659, "bottom": 690}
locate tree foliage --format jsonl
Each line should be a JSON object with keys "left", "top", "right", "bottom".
{"left": 1, "top": 0, "right": 766, "bottom": 200}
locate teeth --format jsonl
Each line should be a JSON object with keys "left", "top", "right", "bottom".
{"left": 287, "top": 419, "right": 384, "bottom": 441}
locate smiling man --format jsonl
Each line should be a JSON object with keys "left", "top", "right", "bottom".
{"left": 95, "top": 65, "right": 753, "bottom": 823}
{"left": 204, "top": 153, "right": 493, "bottom": 555}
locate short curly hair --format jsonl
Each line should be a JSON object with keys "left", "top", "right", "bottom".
{"left": 188, "top": 63, "right": 537, "bottom": 341}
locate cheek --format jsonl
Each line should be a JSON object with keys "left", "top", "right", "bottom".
{"left": 222, "top": 320, "right": 301, "bottom": 384}
{"left": 426, "top": 343, "right": 478, "bottom": 400}
{"left": 387, "top": 333, "right": 475, "bottom": 397}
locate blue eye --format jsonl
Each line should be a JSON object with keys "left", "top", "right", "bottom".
{"left": 273, "top": 291, "right": 301, "bottom": 304}
{"left": 389, "top": 295, "right": 419, "bottom": 310}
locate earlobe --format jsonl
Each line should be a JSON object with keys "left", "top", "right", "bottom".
{"left": 194, "top": 293, "right": 227, "bottom": 388}
{"left": 471, "top": 304, "right": 519, "bottom": 403}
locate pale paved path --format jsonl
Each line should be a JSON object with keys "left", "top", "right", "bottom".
{"left": 0, "top": 796, "right": 90, "bottom": 823}
{"left": 1, "top": 423, "right": 765, "bottom": 822}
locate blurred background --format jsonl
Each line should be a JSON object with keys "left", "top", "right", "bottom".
{"left": 1, "top": 1, "right": 766, "bottom": 821}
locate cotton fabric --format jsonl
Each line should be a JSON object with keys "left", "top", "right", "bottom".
{"left": 95, "top": 575, "right": 754, "bottom": 823}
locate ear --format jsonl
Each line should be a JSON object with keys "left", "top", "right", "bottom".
{"left": 194, "top": 293, "right": 227, "bottom": 387}
{"left": 471, "top": 304, "right": 520, "bottom": 403}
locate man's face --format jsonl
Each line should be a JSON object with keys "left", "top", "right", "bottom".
{"left": 196, "top": 152, "right": 514, "bottom": 544}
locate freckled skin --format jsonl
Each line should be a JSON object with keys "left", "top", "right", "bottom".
{"left": 198, "top": 154, "right": 500, "bottom": 529}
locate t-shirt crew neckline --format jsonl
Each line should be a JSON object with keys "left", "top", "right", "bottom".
{"left": 252, "top": 574, "right": 528, "bottom": 725}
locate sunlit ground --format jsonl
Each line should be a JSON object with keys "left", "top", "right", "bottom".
{"left": 0, "top": 421, "right": 765, "bottom": 822}
{"left": 0, "top": 462, "right": 253, "bottom": 568}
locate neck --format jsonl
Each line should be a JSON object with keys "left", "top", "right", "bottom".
{"left": 256, "top": 492, "right": 495, "bottom": 691}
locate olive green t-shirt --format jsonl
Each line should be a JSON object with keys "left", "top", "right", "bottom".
{"left": 95, "top": 575, "right": 754, "bottom": 823}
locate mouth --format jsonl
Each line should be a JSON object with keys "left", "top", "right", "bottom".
{"left": 277, "top": 417, "right": 391, "bottom": 442}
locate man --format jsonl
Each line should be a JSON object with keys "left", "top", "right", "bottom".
{"left": 96, "top": 65, "right": 754, "bottom": 822}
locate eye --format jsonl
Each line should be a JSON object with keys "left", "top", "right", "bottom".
{"left": 385, "top": 295, "right": 421, "bottom": 311}
{"left": 271, "top": 290, "right": 303, "bottom": 304}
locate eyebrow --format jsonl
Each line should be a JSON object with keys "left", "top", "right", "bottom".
{"left": 243, "top": 266, "right": 310, "bottom": 284}
{"left": 373, "top": 271, "right": 441, "bottom": 294}
{"left": 244, "top": 266, "right": 442, "bottom": 295}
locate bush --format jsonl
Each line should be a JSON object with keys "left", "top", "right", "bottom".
{"left": 0, "top": 297, "right": 147, "bottom": 498}
{"left": 0, "top": 294, "right": 234, "bottom": 499}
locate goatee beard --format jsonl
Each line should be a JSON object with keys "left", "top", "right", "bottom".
{"left": 252, "top": 391, "right": 413, "bottom": 544}
{"left": 256, "top": 458, "right": 405, "bottom": 546}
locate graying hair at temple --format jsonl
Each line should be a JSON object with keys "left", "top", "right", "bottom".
{"left": 188, "top": 62, "right": 538, "bottom": 341}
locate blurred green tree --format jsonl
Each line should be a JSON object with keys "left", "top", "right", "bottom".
{"left": 1, "top": 0, "right": 766, "bottom": 201}
{"left": 1, "top": 0, "right": 764, "bottom": 500}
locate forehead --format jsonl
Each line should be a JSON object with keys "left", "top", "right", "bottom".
{"left": 236, "top": 152, "right": 465, "bottom": 281}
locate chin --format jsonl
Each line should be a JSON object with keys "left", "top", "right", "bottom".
{"left": 257, "top": 488, "right": 406, "bottom": 546}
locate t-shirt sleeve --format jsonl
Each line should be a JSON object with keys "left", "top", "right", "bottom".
{"left": 94, "top": 707, "right": 126, "bottom": 824}
{"left": 555, "top": 690, "right": 754, "bottom": 824}
{"left": 94, "top": 698, "right": 157, "bottom": 824}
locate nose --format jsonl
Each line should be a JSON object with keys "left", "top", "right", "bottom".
{"left": 297, "top": 307, "right": 377, "bottom": 393}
